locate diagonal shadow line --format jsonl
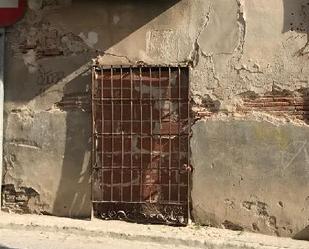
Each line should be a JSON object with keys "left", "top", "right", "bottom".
{"left": 49, "top": 0, "right": 181, "bottom": 218}
{"left": 294, "top": 225, "right": 309, "bottom": 241}
{"left": 63, "top": 0, "right": 182, "bottom": 52}
{"left": 3, "top": 0, "right": 182, "bottom": 218}
{"left": 5, "top": 0, "right": 182, "bottom": 103}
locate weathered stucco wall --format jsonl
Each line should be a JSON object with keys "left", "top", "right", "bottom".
{"left": 192, "top": 120, "right": 309, "bottom": 238}
{"left": 1, "top": 0, "right": 309, "bottom": 239}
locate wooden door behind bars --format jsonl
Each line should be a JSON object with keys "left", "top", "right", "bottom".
{"left": 92, "top": 66, "right": 191, "bottom": 225}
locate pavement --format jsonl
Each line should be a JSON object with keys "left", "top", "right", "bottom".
{"left": 0, "top": 212, "right": 308, "bottom": 249}
{"left": 0, "top": 228, "right": 194, "bottom": 249}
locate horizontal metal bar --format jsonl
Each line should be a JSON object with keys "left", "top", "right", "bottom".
{"left": 93, "top": 133, "right": 191, "bottom": 136}
{"left": 93, "top": 98, "right": 189, "bottom": 101}
{"left": 93, "top": 166, "right": 187, "bottom": 170}
{"left": 100, "top": 184, "right": 188, "bottom": 187}
{"left": 93, "top": 65, "right": 189, "bottom": 70}
{"left": 92, "top": 201, "right": 188, "bottom": 205}
{"left": 0, "top": 28, "right": 4, "bottom": 209}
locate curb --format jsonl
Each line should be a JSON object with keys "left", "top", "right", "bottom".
{"left": 0, "top": 213, "right": 308, "bottom": 249}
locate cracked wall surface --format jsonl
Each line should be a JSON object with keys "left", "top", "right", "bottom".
{"left": 189, "top": 0, "right": 309, "bottom": 240}
{"left": 2, "top": 0, "right": 309, "bottom": 239}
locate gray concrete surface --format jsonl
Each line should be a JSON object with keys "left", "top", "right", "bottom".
{"left": 0, "top": 213, "right": 308, "bottom": 249}
{"left": 191, "top": 120, "right": 309, "bottom": 239}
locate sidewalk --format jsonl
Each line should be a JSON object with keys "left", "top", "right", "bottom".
{"left": 0, "top": 212, "right": 308, "bottom": 249}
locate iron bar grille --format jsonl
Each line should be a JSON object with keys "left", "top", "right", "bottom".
{"left": 91, "top": 66, "right": 191, "bottom": 225}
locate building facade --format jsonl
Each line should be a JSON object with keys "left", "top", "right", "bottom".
{"left": 1, "top": 0, "right": 309, "bottom": 239}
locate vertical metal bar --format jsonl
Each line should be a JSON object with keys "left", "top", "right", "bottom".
{"left": 120, "top": 66, "right": 124, "bottom": 202}
{"left": 178, "top": 67, "right": 181, "bottom": 204}
{"left": 111, "top": 66, "right": 114, "bottom": 202}
{"left": 130, "top": 67, "right": 133, "bottom": 202}
{"left": 139, "top": 67, "right": 143, "bottom": 202}
{"left": 149, "top": 67, "right": 153, "bottom": 202}
{"left": 101, "top": 67, "right": 104, "bottom": 201}
{"left": 91, "top": 66, "right": 95, "bottom": 203}
{"left": 158, "top": 67, "right": 162, "bottom": 197}
{"left": 0, "top": 28, "right": 4, "bottom": 209}
{"left": 168, "top": 67, "right": 172, "bottom": 202}
{"left": 187, "top": 67, "right": 191, "bottom": 223}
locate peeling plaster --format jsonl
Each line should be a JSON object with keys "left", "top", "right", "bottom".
{"left": 79, "top": 32, "right": 99, "bottom": 48}
{"left": 189, "top": 4, "right": 212, "bottom": 67}
{"left": 198, "top": 0, "right": 240, "bottom": 56}
{"left": 22, "top": 50, "right": 39, "bottom": 74}
{"left": 235, "top": 0, "right": 246, "bottom": 58}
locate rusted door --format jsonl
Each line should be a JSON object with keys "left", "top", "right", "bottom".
{"left": 91, "top": 66, "right": 191, "bottom": 225}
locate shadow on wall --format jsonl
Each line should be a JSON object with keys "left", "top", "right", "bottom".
{"left": 52, "top": 0, "right": 181, "bottom": 218}
{"left": 283, "top": 0, "right": 309, "bottom": 33}
{"left": 5, "top": 0, "right": 181, "bottom": 103}
{"left": 52, "top": 76, "right": 92, "bottom": 218}
{"left": 64, "top": 0, "right": 182, "bottom": 52}
{"left": 283, "top": 0, "right": 309, "bottom": 55}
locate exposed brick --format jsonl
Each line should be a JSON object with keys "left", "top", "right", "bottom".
{"left": 1, "top": 184, "right": 43, "bottom": 214}
{"left": 239, "top": 93, "right": 309, "bottom": 122}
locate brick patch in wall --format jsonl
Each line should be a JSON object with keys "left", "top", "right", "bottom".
{"left": 239, "top": 92, "right": 309, "bottom": 122}
{"left": 1, "top": 184, "right": 44, "bottom": 214}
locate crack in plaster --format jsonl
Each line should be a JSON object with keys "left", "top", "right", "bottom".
{"left": 234, "top": 0, "right": 246, "bottom": 60}
{"left": 191, "top": 0, "right": 248, "bottom": 110}
{"left": 189, "top": 4, "right": 212, "bottom": 67}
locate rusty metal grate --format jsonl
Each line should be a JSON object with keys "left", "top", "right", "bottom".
{"left": 91, "top": 65, "right": 191, "bottom": 225}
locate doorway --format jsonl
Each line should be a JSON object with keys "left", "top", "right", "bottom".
{"left": 91, "top": 65, "right": 191, "bottom": 225}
